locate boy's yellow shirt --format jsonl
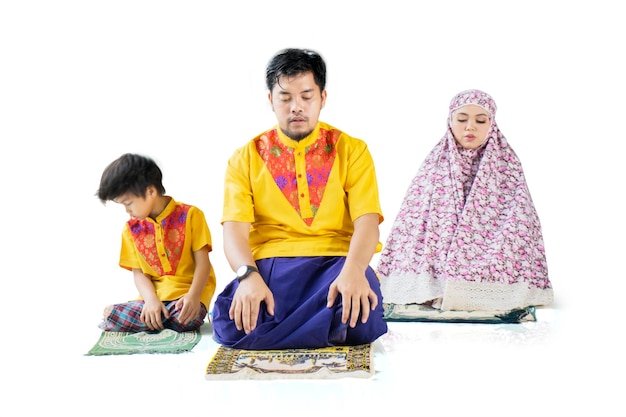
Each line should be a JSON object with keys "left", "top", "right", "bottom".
{"left": 119, "top": 198, "right": 216, "bottom": 308}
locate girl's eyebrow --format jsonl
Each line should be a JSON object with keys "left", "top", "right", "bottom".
{"left": 456, "top": 112, "right": 490, "bottom": 118}
{"left": 457, "top": 111, "right": 489, "bottom": 117}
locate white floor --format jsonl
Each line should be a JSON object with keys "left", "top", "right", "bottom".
{"left": 10, "top": 302, "right": 619, "bottom": 417}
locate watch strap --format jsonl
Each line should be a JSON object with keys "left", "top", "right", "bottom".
{"left": 236, "top": 265, "right": 259, "bottom": 282}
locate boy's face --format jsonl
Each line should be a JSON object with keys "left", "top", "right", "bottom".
{"left": 113, "top": 187, "right": 156, "bottom": 220}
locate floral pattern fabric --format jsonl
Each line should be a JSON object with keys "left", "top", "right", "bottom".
{"left": 255, "top": 128, "right": 338, "bottom": 226}
{"left": 376, "top": 90, "right": 553, "bottom": 310}
{"left": 127, "top": 204, "right": 189, "bottom": 276}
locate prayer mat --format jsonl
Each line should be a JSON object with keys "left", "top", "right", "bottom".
{"left": 205, "top": 344, "right": 374, "bottom": 380}
{"left": 85, "top": 329, "right": 201, "bottom": 356}
{"left": 383, "top": 303, "right": 536, "bottom": 323}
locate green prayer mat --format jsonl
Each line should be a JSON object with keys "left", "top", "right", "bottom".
{"left": 86, "top": 328, "right": 201, "bottom": 356}
{"left": 205, "top": 344, "right": 374, "bottom": 380}
{"left": 383, "top": 303, "right": 536, "bottom": 323}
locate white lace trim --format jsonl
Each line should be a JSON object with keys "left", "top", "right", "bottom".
{"left": 441, "top": 281, "right": 553, "bottom": 311}
{"left": 380, "top": 273, "right": 554, "bottom": 311}
{"left": 380, "top": 273, "right": 445, "bottom": 305}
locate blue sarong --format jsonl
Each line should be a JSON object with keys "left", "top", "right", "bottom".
{"left": 212, "top": 256, "right": 388, "bottom": 350}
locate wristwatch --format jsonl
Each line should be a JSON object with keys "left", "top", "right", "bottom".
{"left": 235, "top": 265, "right": 259, "bottom": 282}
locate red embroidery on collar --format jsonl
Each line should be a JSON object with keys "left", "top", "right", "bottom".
{"left": 127, "top": 204, "right": 189, "bottom": 275}
{"left": 256, "top": 128, "right": 339, "bottom": 226}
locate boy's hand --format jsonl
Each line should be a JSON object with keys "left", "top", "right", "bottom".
{"left": 140, "top": 299, "right": 169, "bottom": 331}
{"left": 175, "top": 295, "right": 201, "bottom": 325}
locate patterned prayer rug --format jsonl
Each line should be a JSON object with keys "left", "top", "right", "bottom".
{"left": 383, "top": 303, "right": 536, "bottom": 323}
{"left": 85, "top": 329, "right": 201, "bottom": 356}
{"left": 205, "top": 344, "right": 373, "bottom": 380}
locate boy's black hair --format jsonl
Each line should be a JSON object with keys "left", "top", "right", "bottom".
{"left": 96, "top": 153, "right": 165, "bottom": 203}
{"left": 265, "top": 48, "right": 326, "bottom": 93}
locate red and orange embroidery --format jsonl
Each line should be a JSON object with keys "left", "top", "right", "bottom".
{"left": 128, "top": 204, "right": 189, "bottom": 275}
{"left": 256, "top": 128, "right": 339, "bottom": 226}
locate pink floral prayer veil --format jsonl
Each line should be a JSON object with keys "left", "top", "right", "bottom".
{"left": 376, "top": 89, "right": 553, "bottom": 311}
{"left": 449, "top": 89, "right": 497, "bottom": 117}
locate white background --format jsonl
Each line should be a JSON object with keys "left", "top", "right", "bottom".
{"left": 1, "top": 1, "right": 624, "bottom": 416}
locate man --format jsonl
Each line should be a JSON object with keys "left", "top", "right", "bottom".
{"left": 212, "top": 48, "right": 387, "bottom": 349}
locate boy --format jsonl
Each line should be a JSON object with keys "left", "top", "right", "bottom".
{"left": 97, "top": 153, "right": 216, "bottom": 332}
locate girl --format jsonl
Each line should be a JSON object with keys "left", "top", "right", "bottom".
{"left": 377, "top": 89, "right": 553, "bottom": 312}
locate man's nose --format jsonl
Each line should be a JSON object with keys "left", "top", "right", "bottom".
{"left": 291, "top": 98, "right": 303, "bottom": 113}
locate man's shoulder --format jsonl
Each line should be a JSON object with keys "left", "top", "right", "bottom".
{"left": 318, "top": 121, "right": 364, "bottom": 143}
{"left": 253, "top": 125, "right": 279, "bottom": 140}
{"left": 234, "top": 126, "right": 280, "bottom": 152}
{"left": 318, "top": 123, "right": 369, "bottom": 154}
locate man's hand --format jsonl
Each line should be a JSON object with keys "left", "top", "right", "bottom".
{"left": 229, "top": 273, "right": 275, "bottom": 334}
{"left": 327, "top": 264, "right": 378, "bottom": 328}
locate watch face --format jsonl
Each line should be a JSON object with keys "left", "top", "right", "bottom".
{"left": 236, "top": 265, "right": 248, "bottom": 276}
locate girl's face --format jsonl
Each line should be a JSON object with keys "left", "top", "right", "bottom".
{"left": 450, "top": 104, "right": 491, "bottom": 149}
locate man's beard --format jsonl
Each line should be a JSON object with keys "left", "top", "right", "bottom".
{"left": 283, "top": 128, "right": 313, "bottom": 142}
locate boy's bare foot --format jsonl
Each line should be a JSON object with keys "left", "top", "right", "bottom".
{"left": 103, "top": 305, "right": 113, "bottom": 319}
